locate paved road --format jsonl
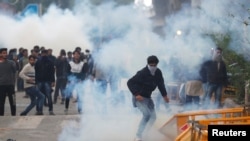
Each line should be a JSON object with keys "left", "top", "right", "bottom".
{"left": 0, "top": 91, "right": 175, "bottom": 141}
{"left": 3, "top": 91, "right": 79, "bottom": 116}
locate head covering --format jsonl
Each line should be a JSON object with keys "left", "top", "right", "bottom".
{"left": 147, "top": 55, "right": 159, "bottom": 64}
{"left": 0, "top": 48, "right": 7, "bottom": 53}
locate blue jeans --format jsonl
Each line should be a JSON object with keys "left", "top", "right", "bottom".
{"left": 37, "top": 82, "right": 53, "bottom": 111}
{"left": 204, "top": 83, "right": 223, "bottom": 109}
{"left": 21, "top": 86, "right": 45, "bottom": 115}
{"left": 135, "top": 97, "right": 156, "bottom": 138}
{"left": 65, "top": 81, "right": 83, "bottom": 113}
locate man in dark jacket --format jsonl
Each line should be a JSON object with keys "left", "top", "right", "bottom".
{"left": 127, "top": 55, "right": 169, "bottom": 141}
{"left": 35, "top": 49, "right": 55, "bottom": 115}
{"left": 200, "top": 47, "right": 228, "bottom": 109}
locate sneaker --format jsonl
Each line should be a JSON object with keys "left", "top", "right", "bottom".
{"left": 64, "top": 109, "right": 68, "bottom": 115}
{"left": 49, "top": 111, "right": 55, "bottom": 115}
{"left": 35, "top": 111, "right": 44, "bottom": 115}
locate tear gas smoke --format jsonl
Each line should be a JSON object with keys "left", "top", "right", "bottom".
{"left": 0, "top": 0, "right": 249, "bottom": 141}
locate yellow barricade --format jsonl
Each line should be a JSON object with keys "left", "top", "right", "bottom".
{"left": 159, "top": 107, "right": 248, "bottom": 141}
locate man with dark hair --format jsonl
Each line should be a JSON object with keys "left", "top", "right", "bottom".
{"left": 0, "top": 48, "right": 16, "bottom": 116}
{"left": 35, "top": 49, "right": 56, "bottom": 115}
{"left": 200, "top": 47, "right": 228, "bottom": 109}
{"left": 19, "top": 55, "right": 45, "bottom": 116}
{"left": 127, "top": 55, "right": 169, "bottom": 141}
{"left": 47, "top": 48, "right": 56, "bottom": 65}
{"left": 67, "top": 51, "right": 73, "bottom": 62}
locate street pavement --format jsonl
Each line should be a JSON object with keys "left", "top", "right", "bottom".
{"left": 0, "top": 91, "right": 81, "bottom": 141}
{"left": 0, "top": 91, "right": 175, "bottom": 141}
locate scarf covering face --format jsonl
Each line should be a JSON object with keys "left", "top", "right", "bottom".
{"left": 147, "top": 65, "right": 157, "bottom": 76}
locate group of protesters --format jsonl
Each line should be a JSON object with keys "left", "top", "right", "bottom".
{"left": 0, "top": 45, "right": 103, "bottom": 116}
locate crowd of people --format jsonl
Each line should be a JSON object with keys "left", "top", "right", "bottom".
{"left": 0, "top": 45, "right": 229, "bottom": 117}
{"left": 0, "top": 45, "right": 104, "bottom": 116}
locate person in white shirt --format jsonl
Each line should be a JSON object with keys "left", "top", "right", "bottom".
{"left": 64, "top": 50, "right": 88, "bottom": 114}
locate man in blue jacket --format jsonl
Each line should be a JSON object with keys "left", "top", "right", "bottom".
{"left": 127, "top": 55, "right": 169, "bottom": 141}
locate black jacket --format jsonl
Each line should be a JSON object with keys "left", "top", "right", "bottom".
{"left": 199, "top": 60, "right": 228, "bottom": 85}
{"left": 55, "top": 56, "right": 70, "bottom": 79}
{"left": 127, "top": 66, "right": 167, "bottom": 98}
{"left": 35, "top": 56, "right": 55, "bottom": 83}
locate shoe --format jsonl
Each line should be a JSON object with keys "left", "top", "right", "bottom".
{"left": 20, "top": 113, "right": 26, "bottom": 116}
{"left": 49, "top": 111, "right": 55, "bottom": 115}
{"left": 35, "top": 111, "right": 44, "bottom": 115}
{"left": 64, "top": 109, "right": 68, "bottom": 115}
{"left": 60, "top": 101, "right": 64, "bottom": 104}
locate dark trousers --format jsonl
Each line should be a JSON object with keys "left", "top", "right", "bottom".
{"left": 54, "top": 77, "right": 67, "bottom": 102}
{"left": 204, "top": 83, "right": 223, "bottom": 109}
{"left": 185, "top": 95, "right": 200, "bottom": 110}
{"left": 0, "top": 85, "right": 16, "bottom": 116}
{"left": 17, "top": 77, "right": 24, "bottom": 91}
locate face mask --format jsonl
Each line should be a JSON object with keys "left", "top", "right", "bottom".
{"left": 148, "top": 65, "right": 157, "bottom": 75}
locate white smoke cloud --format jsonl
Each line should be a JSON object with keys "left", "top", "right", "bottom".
{"left": 0, "top": 4, "right": 91, "bottom": 55}
{"left": 0, "top": 0, "right": 250, "bottom": 140}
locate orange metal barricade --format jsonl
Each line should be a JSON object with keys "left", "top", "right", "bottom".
{"left": 159, "top": 107, "right": 248, "bottom": 141}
